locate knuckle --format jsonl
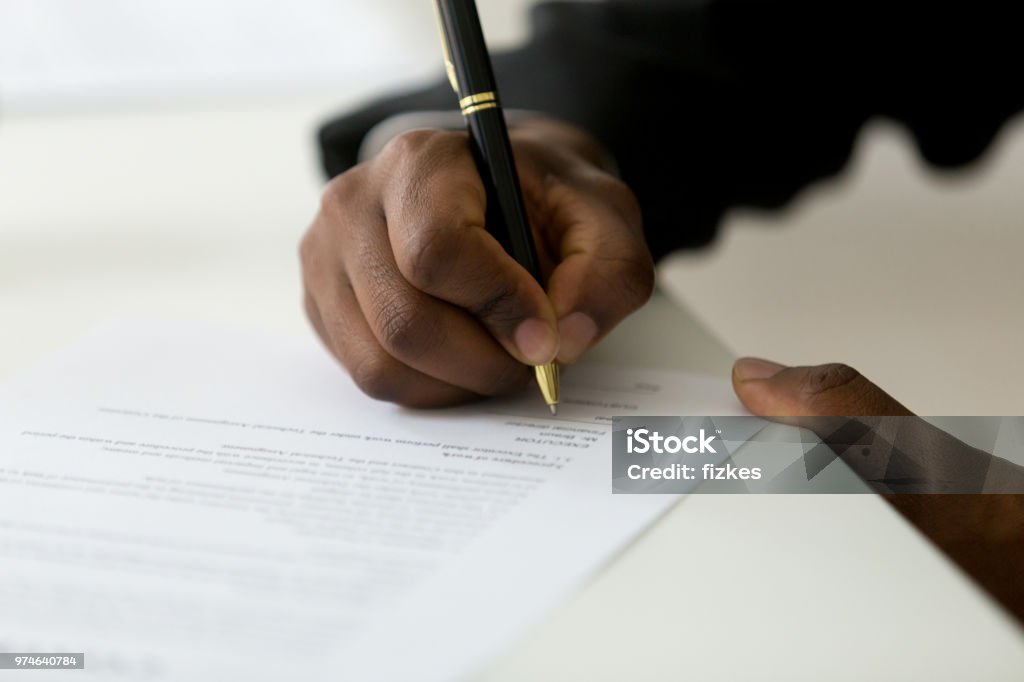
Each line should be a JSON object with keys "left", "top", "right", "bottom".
{"left": 383, "top": 129, "right": 437, "bottom": 159}
{"left": 593, "top": 174, "right": 633, "bottom": 204}
{"left": 468, "top": 277, "right": 522, "bottom": 326}
{"left": 381, "top": 129, "right": 461, "bottom": 168}
{"left": 349, "top": 353, "right": 402, "bottom": 403}
{"left": 799, "top": 363, "right": 872, "bottom": 413}
{"left": 299, "top": 225, "right": 333, "bottom": 291}
{"left": 320, "top": 166, "right": 367, "bottom": 217}
{"left": 299, "top": 215, "right": 353, "bottom": 297}
{"left": 508, "top": 136, "right": 546, "bottom": 164}
{"left": 298, "top": 227, "right": 318, "bottom": 269}
{"left": 374, "top": 296, "right": 440, "bottom": 360}
{"left": 302, "top": 288, "right": 319, "bottom": 326}
{"left": 803, "top": 363, "right": 862, "bottom": 395}
{"left": 612, "top": 252, "right": 656, "bottom": 308}
{"left": 600, "top": 176, "right": 643, "bottom": 230}
{"left": 399, "top": 216, "right": 459, "bottom": 291}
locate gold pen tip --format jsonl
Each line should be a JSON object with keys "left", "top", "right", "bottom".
{"left": 534, "top": 363, "right": 559, "bottom": 416}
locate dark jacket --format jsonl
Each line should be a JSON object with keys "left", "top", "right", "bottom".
{"left": 319, "top": 0, "right": 1023, "bottom": 260}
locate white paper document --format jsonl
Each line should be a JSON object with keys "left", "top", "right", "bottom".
{"left": 0, "top": 320, "right": 743, "bottom": 680}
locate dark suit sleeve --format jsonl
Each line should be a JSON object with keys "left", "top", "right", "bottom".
{"left": 319, "top": 0, "right": 1024, "bottom": 260}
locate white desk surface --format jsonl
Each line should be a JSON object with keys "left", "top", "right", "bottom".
{"left": 3, "top": 99, "right": 1024, "bottom": 680}
{"left": 659, "top": 117, "right": 1024, "bottom": 416}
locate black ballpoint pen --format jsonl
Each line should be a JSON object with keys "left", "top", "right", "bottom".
{"left": 431, "top": 0, "right": 559, "bottom": 415}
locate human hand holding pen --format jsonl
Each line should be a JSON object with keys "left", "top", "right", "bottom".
{"left": 300, "top": 117, "right": 654, "bottom": 407}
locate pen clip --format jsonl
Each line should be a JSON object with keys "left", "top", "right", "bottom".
{"left": 431, "top": 0, "right": 461, "bottom": 96}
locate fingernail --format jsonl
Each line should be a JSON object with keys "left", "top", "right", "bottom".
{"left": 514, "top": 318, "right": 559, "bottom": 365}
{"left": 556, "top": 312, "right": 598, "bottom": 364}
{"left": 734, "top": 357, "right": 787, "bottom": 381}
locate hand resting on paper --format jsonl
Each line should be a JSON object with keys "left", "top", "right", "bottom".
{"left": 300, "top": 117, "right": 653, "bottom": 407}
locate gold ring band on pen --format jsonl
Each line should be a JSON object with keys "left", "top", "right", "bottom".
{"left": 459, "top": 91, "right": 499, "bottom": 115}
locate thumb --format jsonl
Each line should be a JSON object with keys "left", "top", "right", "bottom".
{"left": 731, "top": 358, "right": 914, "bottom": 417}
